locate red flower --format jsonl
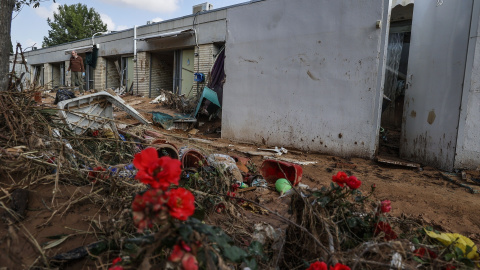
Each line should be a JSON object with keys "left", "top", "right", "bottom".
{"left": 374, "top": 221, "right": 397, "bottom": 241}
{"left": 445, "top": 265, "right": 456, "bottom": 270}
{"left": 133, "top": 148, "right": 182, "bottom": 190}
{"left": 182, "top": 253, "right": 199, "bottom": 270}
{"left": 307, "top": 261, "right": 327, "bottom": 270}
{"left": 88, "top": 166, "right": 108, "bottom": 183}
{"left": 169, "top": 244, "right": 185, "bottom": 262}
{"left": 108, "top": 256, "right": 123, "bottom": 270}
{"left": 332, "top": 171, "right": 349, "bottom": 187}
{"left": 131, "top": 189, "right": 168, "bottom": 232}
{"left": 215, "top": 203, "right": 226, "bottom": 213}
{"left": 168, "top": 244, "right": 198, "bottom": 270}
{"left": 112, "top": 257, "right": 122, "bottom": 265}
{"left": 413, "top": 248, "right": 437, "bottom": 259}
{"left": 380, "top": 200, "right": 392, "bottom": 213}
{"left": 346, "top": 176, "right": 361, "bottom": 189}
{"left": 167, "top": 188, "right": 195, "bottom": 221}
{"left": 330, "top": 263, "right": 351, "bottom": 270}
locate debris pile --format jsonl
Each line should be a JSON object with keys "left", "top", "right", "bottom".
{"left": 0, "top": 56, "right": 479, "bottom": 269}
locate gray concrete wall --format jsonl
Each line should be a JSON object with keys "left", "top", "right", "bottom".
{"left": 222, "top": 0, "right": 390, "bottom": 157}
{"left": 454, "top": 1, "right": 480, "bottom": 169}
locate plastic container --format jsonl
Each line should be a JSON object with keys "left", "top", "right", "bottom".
{"left": 260, "top": 159, "right": 303, "bottom": 186}
{"left": 152, "top": 139, "right": 179, "bottom": 159}
{"left": 178, "top": 147, "right": 209, "bottom": 169}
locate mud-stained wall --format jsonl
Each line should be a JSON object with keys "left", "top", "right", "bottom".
{"left": 455, "top": 1, "right": 480, "bottom": 169}
{"left": 222, "top": 0, "right": 390, "bottom": 158}
{"left": 151, "top": 52, "right": 174, "bottom": 97}
{"left": 135, "top": 52, "right": 150, "bottom": 96}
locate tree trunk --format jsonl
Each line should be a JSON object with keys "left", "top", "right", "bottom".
{"left": 0, "top": 0, "right": 15, "bottom": 91}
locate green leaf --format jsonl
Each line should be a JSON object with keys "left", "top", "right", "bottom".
{"left": 179, "top": 225, "right": 193, "bottom": 241}
{"left": 411, "top": 238, "right": 420, "bottom": 245}
{"left": 444, "top": 253, "right": 454, "bottom": 261}
{"left": 43, "top": 236, "right": 69, "bottom": 250}
{"left": 454, "top": 247, "right": 464, "bottom": 257}
{"left": 413, "top": 256, "right": 425, "bottom": 264}
{"left": 465, "top": 245, "right": 473, "bottom": 256}
{"left": 354, "top": 196, "right": 363, "bottom": 202}
{"left": 248, "top": 241, "right": 264, "bottom": 257}
{"left": 319, "top": 196, "right": 331, "bottom": 207}
{"left": 222, "top": 245, "right": 248, "bottom": 263}
{"left": 244, "top": 257, "right": 258, "bottom": 270}
{"left": 460, "top": 258, "right": 475, "bottom": 268}
{"left": 46, "top": 234, "right": 70, "bottom": 240}
{"left": 124, "top": 243, "right": 137, "bottom": 251}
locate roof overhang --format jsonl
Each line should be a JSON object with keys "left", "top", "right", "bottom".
{"left": 64, "top": 45, "right": 96, "bottom": 55}
{"left": 136, "top": 29, "right": 194, "bottom": 41}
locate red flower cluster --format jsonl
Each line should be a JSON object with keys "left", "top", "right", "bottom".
{"left": 133, "top": 147, "right": 182, "bottom": 190}
{"left": 168, "top": 241, "right": 199, "bottom": 270}
{"left": 131, "top": 148, "right": 195, "bottom": 232}
{"left": 132, "top": 189, "right": 168, "bottom": 231}
{"left": 332, "top": 172, "right": 362, "bottom": 189}
{"left": 108, "top": 257, "right": 124, "bottom": 270}
{"left": 413, "top": 247, "right": 437, "bottom": 259}
{"left": 374, "top": 221, "right": 397, "bottom": 241}
{"left": 380, "top": 200, "right": 392, "bottom": 213}
{"left": 307, "top": 261, "right": 350, "bottom": 270}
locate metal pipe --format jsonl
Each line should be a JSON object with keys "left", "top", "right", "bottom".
{"left": 149, "top": 52, "right": 152, "bottom": 98}
{"left": 134, "top": 26, "right": 137, "bottom": 59}
{"left": 134, "top": 25, "right": 139, "bottom": 95}
{"left": 92, "top": 31, "right": 109, "bottom": 46}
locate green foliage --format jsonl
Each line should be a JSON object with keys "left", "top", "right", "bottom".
{"left": 312, "top": 182, "right": 378, "bottom": 248}
{"left": 178, "top": 218, "right": 259, "bottom": 269}
{"left": 42, "top": 3, "right": 107, "bottom": 47}
{"left": 14, "top": 0, "right": 55, "bottom": 12}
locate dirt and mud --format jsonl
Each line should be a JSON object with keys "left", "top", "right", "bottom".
{"left": 1, "top": 91, "right": 479, "bottom": 269}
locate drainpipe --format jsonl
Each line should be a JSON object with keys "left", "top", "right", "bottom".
{"left": 134, "top": 25, "right": 139, "bottom": 95}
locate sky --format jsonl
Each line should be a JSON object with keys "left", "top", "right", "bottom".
{"left": 11, "top": 0, "right": 247, "bottom": 50}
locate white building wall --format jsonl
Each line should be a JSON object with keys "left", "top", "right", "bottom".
{"left": 222, "top": 0, "right": 390, "bottom": 158}
{"left": 454, "top": 1, "right": 480, "bottom": 169}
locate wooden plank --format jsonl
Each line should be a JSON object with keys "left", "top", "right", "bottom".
{"left": 376, "top": 156, "right": 420, "bottom": 168}
{"left": 114, "top": 60, "right": 121, "bottom": 77}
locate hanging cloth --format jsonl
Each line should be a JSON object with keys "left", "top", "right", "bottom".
{"left": 85, "top": 45, "right": 99, "bottom": 68}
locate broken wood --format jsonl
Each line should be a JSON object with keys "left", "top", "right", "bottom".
{"left": 114, "top": 60, "right": 121, "bottom": 77}
{"left": 376, "top": 156, "right": 420, "bottom": 168}
{"left": 237, "top": 186, "right": 257, "bottom": 193}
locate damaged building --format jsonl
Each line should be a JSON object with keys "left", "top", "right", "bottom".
{"left": 10, "top": 0, "right": 480, "bottom": 171}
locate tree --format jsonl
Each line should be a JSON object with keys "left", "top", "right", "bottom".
{"left": 0, "top": 0, "right": 16, "bottom": 92}
{"left": 43, "top": 3, "right": 107, "bottom": 47}
{"left": 1, "top": 0, "right": 52, "bottom": 91}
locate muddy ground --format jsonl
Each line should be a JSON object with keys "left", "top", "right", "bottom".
{"left": 0, "top": 91, "right": 479, "bottom": 269}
